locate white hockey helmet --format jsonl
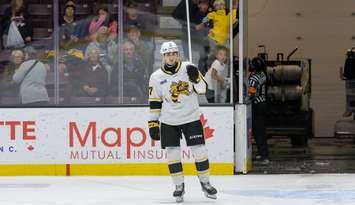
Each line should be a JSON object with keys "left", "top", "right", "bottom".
{"left": 160, "top": 41, "right": 179, "bottom": 56}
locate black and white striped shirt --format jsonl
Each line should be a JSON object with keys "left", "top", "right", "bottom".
{"left": 248, "top": 71, "right": 267, "bottom": 104}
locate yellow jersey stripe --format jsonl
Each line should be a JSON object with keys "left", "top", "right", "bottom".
{"left": 150, "top": 109, "right": 161, "bottom": 113}
{"left": 149, "top": 98, "right": 162, "bottom": 101}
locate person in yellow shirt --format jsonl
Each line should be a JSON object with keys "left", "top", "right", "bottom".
{"left": 202, "top": 0, "right": 238, "bottom": 46}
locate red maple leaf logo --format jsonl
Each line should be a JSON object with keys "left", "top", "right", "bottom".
{"left": 27, "top": 145, "right": 34, "bottom": 151}
{"left": 200, "top": 114, "right": 214, "bottom": 140}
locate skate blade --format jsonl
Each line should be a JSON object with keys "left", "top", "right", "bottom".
{"left": 175, "top": 196, "right": 184, "bottom": 203}
{"left": 204, "top": 192, "right": 217, "bottom": 200}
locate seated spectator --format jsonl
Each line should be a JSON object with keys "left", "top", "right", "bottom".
{"left": 204, "top": 45, "right": 228, "bottom": 103}
{"left": 89, "top": 5, "right": 118, "bottom": 40}
{"left": 85, "top": 26, "right": 117, "bottom": 82}
{"left": 59, "top": 1, "right": 87, "bottom": 50}
{"left": 107, "top": 15, "right": 118, "bottom": 41}
{"left": 124, "top": 3, "right": 146, "bottom": 30}
{"left": 57, "top": 1, "right": 87, "bottom": 74}
{"left": 54, "top": 48, "right": 84, "bottom": 75}
{"left": 1, "top": 0, "right": 33, "bottom": 48}
{"left": 122, "top": 40, "right": 148, "bottom": 85}
{"left": 12, "top": 46, "right": 49, "bottom": 106}
{"left": 72, "top": 48, "right": 108, "bottom": 97}
{"left": 0, "top": 49, "right": 25, "bottom": 97}
{"left": 125, "top": 25, "right": 154, "bottom": 74}
{"left": 89, "top": 6, "right": 109, "bottom": 34}
{"left": 111, "top": 40, "right": 148, "bottom": 99}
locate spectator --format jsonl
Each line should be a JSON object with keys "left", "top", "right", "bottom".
{"left": 125, "top": 25, "right": 154, "bottom": 74}
{"left": 122, "top": 40, "right": 148, "bottom": 97}
{"left": 172, "top": 0, "right": 207, "bottom": 59}
{"left": 107, "top": 15, "right": 118, "bottom": 41}
{"left": 59, "top": 0, "right": 87, "bottom": 50}
{"left": 111, "top": 40, "right": 147, "bottom": 100}
{"left": 73, "top": 48, "right": 108, "bottom": 97}
{"left": 192, "top": 0, "right": 212, "bottom": 73}
{"left": 57, "top": 48, "right": 85, "bottom": 76}
{"left": 0, "top": 49, "right": 25, "bottom": 97}
{"left": 89, "top": 5, "right": 117, "bottom": 39}
{"left": 191, "top": 0, "right": 211, "bottom": 66}
{"left": 124, "top": 3, "right": 146, "bottom": 30}
{"left": 12, "top": 46, "right": 49, "bottom": 106}
{"left": 202, "top": 0, "right": 237, "bottom": 47}
{"left": 204, "top": 45, "right": 228, "bottom": 103}
{"left": 1, "top": 0, "right": 33, "bottom": 48}
{"left": 85, "top": 26, "right": 117, "bottom": 82}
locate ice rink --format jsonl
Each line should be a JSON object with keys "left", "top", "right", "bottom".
{"left": 1, "top": 174, "right": 355, "bottom": 205}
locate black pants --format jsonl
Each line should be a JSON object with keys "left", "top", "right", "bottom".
{"left": 252, "top": 102, "right": 269, "bottom": 158}
{"left": 160, "top": 120, "right": 205, "bottom": 149}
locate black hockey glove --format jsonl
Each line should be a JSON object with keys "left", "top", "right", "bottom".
{"left": 148, "top": 120, "right": 160, "bottom": 141}
{"left": 186, "top": 65, "right": 200, "bottom": 83}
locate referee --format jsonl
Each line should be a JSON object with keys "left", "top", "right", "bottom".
{"left": 248, "top": 57, "right": 269, "bottom": 165}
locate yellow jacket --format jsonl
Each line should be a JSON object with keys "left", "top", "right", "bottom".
{"left": 207, "top": 9, "right": 237, "bottom": 45}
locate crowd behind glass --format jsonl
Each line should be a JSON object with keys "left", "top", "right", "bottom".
{"left": 0, "top": 0, "right": 237, "bottom": 106}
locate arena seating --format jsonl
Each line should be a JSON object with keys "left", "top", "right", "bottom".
{"left": 0, "top": 0, "right": 160, "bottom": 106}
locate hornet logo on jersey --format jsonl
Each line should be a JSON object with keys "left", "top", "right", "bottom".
{"left": 169, "top": 81, "right": 190, "bottom": 103}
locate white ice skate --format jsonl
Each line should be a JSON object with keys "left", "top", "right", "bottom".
{"left": 173, "top": 183, "right": 185, "bottom": 203}
{"left": 201, "top": 182, "right": 217, "bottom": 199}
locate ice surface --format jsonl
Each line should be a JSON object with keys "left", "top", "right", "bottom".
{"left": 0, "top": 174, "right": 355, "bottom": 205}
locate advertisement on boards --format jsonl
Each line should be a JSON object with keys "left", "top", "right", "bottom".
{"left": 0, "top": 107, "right": 233, "bottom": 164}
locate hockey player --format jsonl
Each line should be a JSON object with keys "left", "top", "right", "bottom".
{"left": 148, "top": 41, "right": 217, "bottom": 202}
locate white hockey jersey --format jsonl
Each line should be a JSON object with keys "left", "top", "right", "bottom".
{"left": 148, "top": 61, "right": 207, "bottom": 125}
